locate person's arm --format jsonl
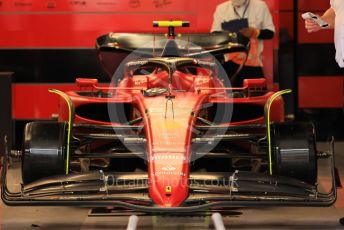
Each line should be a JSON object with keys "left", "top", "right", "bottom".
{"left": 239, "top": 1, "right": 275, "bottom": 40}
{"left": 239, "top": 27, "right": 274, "bottom": 39}
{"left": 257, "top": 29, "right": 274, "bottom": 39}
{"left": 322, "top": 7, "right": 335, "bottom": 28}
{"left": 305, "top": 7, "right": 335, "bottom": 33}
{"left": 210, "top": 6, "right": 223, "bottom": 32}
{"left": 258, "top": 1, "right": 275, "bottom": 40}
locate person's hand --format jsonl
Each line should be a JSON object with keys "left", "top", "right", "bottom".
{"left": 305, "top": 18, "right": 322, "bottom": 33}
{"left": 239, "top": 27, "right": 259, "bottom": 38}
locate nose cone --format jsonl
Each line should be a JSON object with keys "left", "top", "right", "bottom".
{"left": 148, "top": 153, "right": 189, "bottom": 207}
{"left": 149, "top": 180, "right": 188, "bottom": 207}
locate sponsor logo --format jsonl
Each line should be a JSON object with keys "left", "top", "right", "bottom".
{"left": 165, "top": 186, "right": 172, "bottom": 193}
{"left": 70, "top": 0, "right": 87, "bottom": 6}
{"left": 161, "top": 165, "right": 176, "bottom": 171}
{"left": 150, "top": 155, "right": 187, "bottom": 161}
{"left": 46, "top": 0, "right": 56, "bottom": 8}
{"left": 14, "top": 1, "right": 32, "bottom": 7}
{"left": 152, "top": 0, "right": 172, "bottom": 8}
{"left": 153, "top": 171, "right": 186, "bottom": 176}
{"left": 129, "top": 0, "right": 140, "bottom": 8}
{"left": 96, "top": 1, "right": 117, "bottom": 6}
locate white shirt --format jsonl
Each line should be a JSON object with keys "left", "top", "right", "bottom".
{"left": 210, "top": 0, "right": 275, "bottom": 62}
{"left": 331, "top": 0, "right": 344, "bottom": 68}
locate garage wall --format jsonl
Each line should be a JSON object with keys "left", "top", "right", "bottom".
{"left": 276, "top": 0, "right": 343, "bottom": 113}
{"left": 0, "top": 0, "right": 279, "bottom": 146}
{"left": 0, "top": 1, "right": 214, "bottom": 48}
{"left": 296, "top": 0, "right": 343, "bottom": 108}
{"left": 293, "top": 0, "right": 344, "bottom": 140}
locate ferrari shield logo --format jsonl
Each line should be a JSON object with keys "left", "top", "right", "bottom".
{"left": 165, "top": 186, "right": 172, "bottom": 193}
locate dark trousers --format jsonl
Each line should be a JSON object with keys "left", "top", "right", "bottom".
{"left": 222, "top": 61, "right": 265, "bottom": 87}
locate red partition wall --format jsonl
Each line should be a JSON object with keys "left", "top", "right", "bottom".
{"left": 276, "top": 0, "right": 343, "bottom": 110}
{"left": 0, "top": 0, "right": 279, "bottom": 120}
{"left": 279, "top": 0, "right": 294, "bottom": 41}
{"left": 0, "top": 0, "right": 217, "bottom": 48}
{"left": 296, "top": 0, "right": 343, "bottom": 108}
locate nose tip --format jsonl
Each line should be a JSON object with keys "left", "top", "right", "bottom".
{"left": 163, "top": 203, "right": 173, "bottom": 207}
{"left": 162, "top": 194, "right": 172, "bottom": 207}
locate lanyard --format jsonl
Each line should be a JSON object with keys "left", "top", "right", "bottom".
{"left": 233, "top": 0, "right": 250, "bottom": 19}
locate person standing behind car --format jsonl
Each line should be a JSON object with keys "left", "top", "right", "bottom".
{"left": 304, "top": 0, "right": 344, "bottom": 225}
{"left": 305, "top": 1, "right": 344, "bottom": 68}
{"left": 211, "top": 0, "right": 275, "bottom": 87}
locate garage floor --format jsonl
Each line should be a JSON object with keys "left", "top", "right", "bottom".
{"left": 2, "top": 142, "right": 344, "bottom": 229}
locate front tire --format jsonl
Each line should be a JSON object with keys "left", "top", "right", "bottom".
{"left": 22, "top": 121, "right": 67, "bottom": 184}
{"left": 271, "top": 122, "right": 317, "bottom": 184}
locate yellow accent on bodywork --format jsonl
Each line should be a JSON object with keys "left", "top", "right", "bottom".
{"left": 154, "top": 21, "right": 184, "bottom": 27}
{"left": 264, "top": 89, "right": 292, "bottom": 175}
{"left": 165, "top": 186, "right": 172, "bottom": 193}
{"left": 48, "top": 89, "right": 73, "bottom": 175}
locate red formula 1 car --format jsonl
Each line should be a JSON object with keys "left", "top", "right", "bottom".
{"left": 2, "top": 21, "right": 336, "bottom": 213}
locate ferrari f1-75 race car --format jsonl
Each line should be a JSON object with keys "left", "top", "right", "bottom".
{"left": 2, "top": 21, "right": 336, "bottom": 213}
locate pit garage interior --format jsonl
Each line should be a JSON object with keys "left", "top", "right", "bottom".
{"left": 1, "top": 0, "right": 344, "bottom": 229}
